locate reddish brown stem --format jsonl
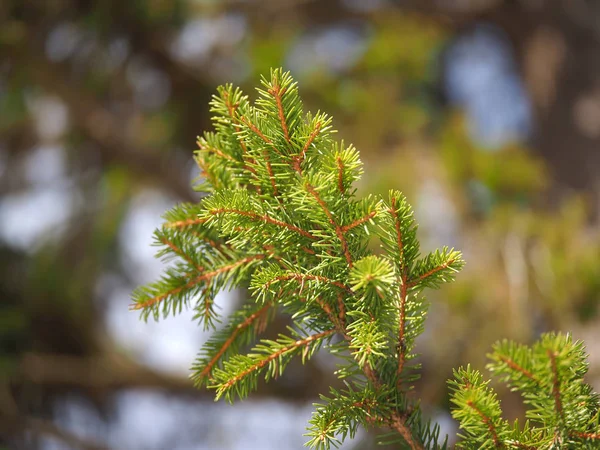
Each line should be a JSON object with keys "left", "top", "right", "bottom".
{"left": 340, "top": 210, "right": 377, "bottom": 233}
{"left": 306, "top": 184, "right": 353, "bottom": 267}
{"left": 548, "top": 349, "right": 564, "bottom": 420}
{"left": 407, "top": 260, "right": 455, "bottom": 288}
{"left": 336, "top": 155, "right": 345, "bottom": 193}
{"left": 268, "top": 83, "right": 290, "bottom": 142}
{"left": 466, "top": 400, "right": 502, "bottom": 448}
{"left": 197, "top": 303, "right": 273, "bottom": 381}
{"left": 131, "top": 255, "right": 264, "bottom": 310}
{"left": 496, "top": 355, "right": 540, "bottom": 384}
{"left": 292, "top": 122, "right": 322, "bottom": 174}
{"left": 208, "top": 207, "right": 316, "bottom": 240}
{"left": 264, "top": 272, "right": 353, "bottom": 294}
{"left": 220, "top": 329, "right": 335, "bottom": 390}
{"left": 164, "top": 218, "right": 208, "bottom": 229}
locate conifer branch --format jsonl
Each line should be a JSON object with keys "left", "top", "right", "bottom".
{"left": 337, "top": 292, "right": 346, "bottom": 326}
{"left": 130, "top": 273, "right": 206, "bottom": 311}
{"left": 158, "top": 235, "right": 204, "bottom": 273}
{"left": 340, "top": 210, "right": 378, "bottom": 233}
{"left": 389, "top": 412, "right": 425, "bottom": 450}
{"left": 133, "top": 67, "right": 600, "bottom": 450}
{"left": 196, "top": 156, "right": 218, "bottom": 187}
{"left": 268, "top": 82, "right": 290, "bottom": 143}
{"left": 336, "top": 155, "right": 345, "bottom": 193}
{"left": 397, "top": 281, "right": 408, "bottom": 381}
{"left": 451, "top": 334, "right": 600, "bottom": 448}
{"left": 164, "top": 218, "right": 209, "bottom": 229}
{"left": 293, "top": 121, "right": 322, "bottom": 174}
{"left": 387, "top": 196, "right": 411, "bottom": 383}
{"left": 571, "top": 431, "right": 600, "bottom": 440}
{"left": 306, "top": 184, "right": 353, "bottom": 267}
{"left": 213, "top": 328, "right": 335, "bottom": 400}
{"left": 220, "top": 90, "right": 258, "bottom": 174}
{"left": 140, "top": 69, "right": 600, "bottom": 450}
{"left": 313, "top": 297, "right": 346, "bottom": 334}
{"left": 207, "top": 207, "right": 316, "bottom": 239}
{"left": 130, "top": 254, "right": 265, "bottom": 311}
{"left": 240, "top": 115, "right": 275, "bottom": 147}
{"left": 465, "top": 400, "right": 502, "bottom": 448}
{"left": 263, "top": 272, "right": 353, "bottom": 295}
{"left": 548, "top": 349, "right": 564, "bottom": 421}
{"left": 495, "top": 354, "right": 540, "bottom": 384}
{"left": 196, "top": 302, "right": 274, "bottom": 383}
{"left": 264, "top": 153, "right": 279, "bottom": 196}
{"left": 189, "top": 231, "right": 222, "bottom": 250}
{"left": 197, "top": 140, "right": 237, "bottom": 162}
{"left": 407, "top": 259, "right": 455, "bottom": 288}
{"left": 389, "top": 198, "right": 407, "bottom": 272}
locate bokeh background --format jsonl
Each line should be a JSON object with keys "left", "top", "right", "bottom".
{"left": 2, "top": 0, "right": 600, "bottom": 449}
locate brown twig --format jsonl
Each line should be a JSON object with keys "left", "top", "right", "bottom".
{"left": 306, "top": 184, "right": 353, "bottom": 267}
{"left": 130, "top": 255, "right": 265, "bottom": 310}
{"left": 208, "top": 207, "right": 316, "bottom": 239}
{"left": 196, "top": 303, "right": 274, "bottom": 382}
{"left": 466, "top": 400, "right": 502, "bottom": 448}
{"left": 219, "top": 329, "right": 335, "bottom": 390}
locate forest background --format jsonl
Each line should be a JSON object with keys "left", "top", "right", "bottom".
{"left": 1, "top": 0, "right": 600, "bottom": 448}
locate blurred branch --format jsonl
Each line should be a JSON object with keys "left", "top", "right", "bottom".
{"left": 16, "top": 352, "right": 198, "bottom": 393}
{"left": 0, "top": 414, "right": 111, "bottom": 450}
{"left": 0, "top": 383, "right": 110, "bottom": 450}
{"left": 15, "top": 350, "right": 330, "bottom": 401}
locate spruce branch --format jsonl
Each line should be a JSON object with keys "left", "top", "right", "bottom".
{"left": 451, "top": 333, "right": 600, "bottom": 448}
{"left": 133, "top": 68, "right": 467, "bottom": 448}
{"left": 191, "top": 302, "right": 275, "bottom": 387}
{"left": 132, "top": 67, "right": 600, "bottom": 449}
{"left": 211, "top": 328, "right": 336, "bottom": 403}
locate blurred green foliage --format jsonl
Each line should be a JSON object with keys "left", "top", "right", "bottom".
{"left": 1, "top": 1, "right": 599, "bottom": 448}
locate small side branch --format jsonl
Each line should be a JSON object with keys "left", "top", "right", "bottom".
{"left": 158, "top": 236, "right": 204, "bottom": 273}
{"left": 198, "top": 141, "right": 238, "bottom": 162}
{"left": 389, "top": 198, "right": 409, "bottom": 382}
{"left": 389, "top": 412, "right": 425, "bottom": 450}
{"left": 130, "top": 273, "right": 206, "bottom": 311}
{"left": 196, "top": 156, "right": 218, "bottom": 187}
{"left": 221, "top": 91, "right": 259, "bottom": 174}
{"left": 292, "top": 122, "right": 322, "bottom": 174}
{"left": 548, "top": 350, "right": 564, "bottom": 420}
{"left": 306, "top": 184, "right": 353, "bottom": 267}
{"left": 340, "top": 210, "right": 377, "bottom": 233}
{"left": 220, "top": 329, "right": 335, "bottom": 390}
{"left": 130, "top": 255, "right": 265, "bottom": 310}
{"left": 496, "top": 355, "right": 540, "bottom": 384}
{"left": 264, "top": 272, "right": 353, "bottom": 294}
{"left": 240, "top": 115, "right": 284, "bottom": 158}
{"left": 407, "top": 260, "right": 455, "bottom": 288}
{"left": 570, "top": 431, "right": 600, "bottom": 440}
{"left": 388, "top": 198, "right": 405, "bottom": 269}
{"left": 164, "top": 217, "right": 209, "bottom": 229}
{"left": 466, "top": 400, "right": 502, "bottom": 448}
{"left": 197, "top": 303, "right": 274, "bottom": 382}
{"left": 264, "top": 151, "right": 279, "bottom": 196}
{"left": 397, "top": 282, "right": 407, "bottom": 381}
{"left": 336, "top": 156, "right": 345, "bottom": 194}
{"left": 268, "top": 83, "right": 290, "bottom": 143}
{"left": 208, "top": 208, "right": 316, "bottom": 240}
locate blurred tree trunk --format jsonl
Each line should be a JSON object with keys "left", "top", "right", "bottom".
{"left": 400, "top": 0, "right": 600, "bottom": 193}
{"left": 483, "top": 1, "right": 600, "bottom": 193}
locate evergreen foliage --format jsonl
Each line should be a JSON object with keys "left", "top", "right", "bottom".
{"left": 132, "top": 69, "right": 600, "bottom": 448}
{"left": 450, "top": 333, "right": 600, "bottom": 449}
